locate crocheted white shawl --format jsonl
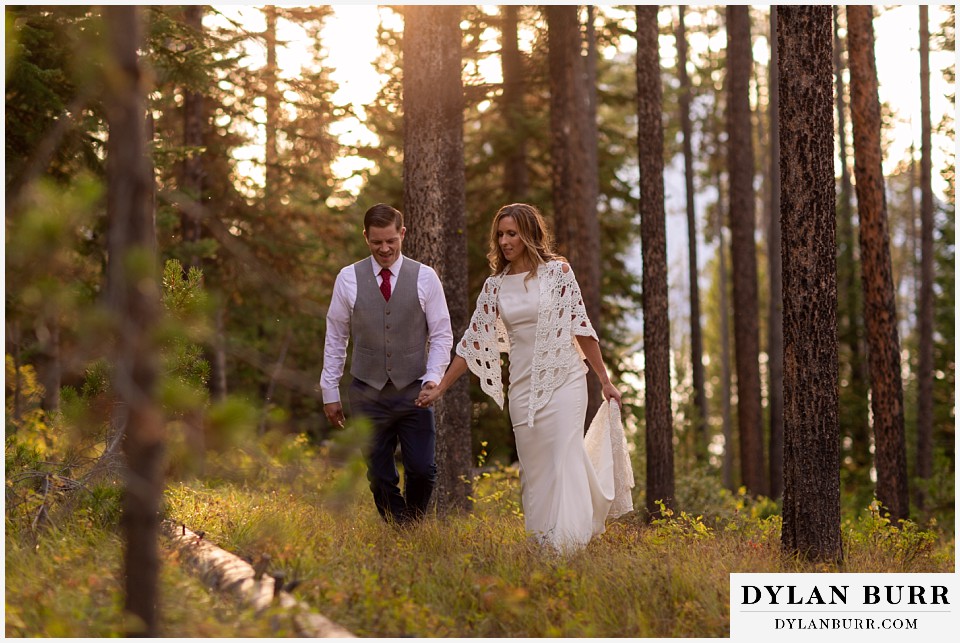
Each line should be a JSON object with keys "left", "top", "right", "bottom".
{"left": 456, "top": 260, "right": 598, "bottom": 427}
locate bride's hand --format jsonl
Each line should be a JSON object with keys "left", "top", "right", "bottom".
{"left": 601, "top": 382, "right": 622, "bottom": 407}
{"left": 416, "top": 383, "right": 442, "bottom": 408}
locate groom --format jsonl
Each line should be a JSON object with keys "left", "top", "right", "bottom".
{"left": 320, "top": 203, "right": 453, "bottom": 524}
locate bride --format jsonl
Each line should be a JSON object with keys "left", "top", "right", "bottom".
{"left": 416, "top": 203, "right": 634, "bottom": 552}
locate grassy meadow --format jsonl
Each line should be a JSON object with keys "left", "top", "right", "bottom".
{"left": 5, "top": 429, "right": 955, "bottom": 637}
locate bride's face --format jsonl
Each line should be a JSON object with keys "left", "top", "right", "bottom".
{"left": 497, "top": 216, "right": 526, "bottom": 264}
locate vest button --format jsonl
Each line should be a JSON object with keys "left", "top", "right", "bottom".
{"left": 386, "top": 310, "right": 391, "bottom": 315}
{"left": 386, "top": 324, "right": 391, "bottom": 329}
{"left": 387, "top": 353, "right": 392, "bottom": 357}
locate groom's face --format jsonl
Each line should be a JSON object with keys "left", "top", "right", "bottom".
{"left": 364, "top": 223, "right": 405, "bottom": 269}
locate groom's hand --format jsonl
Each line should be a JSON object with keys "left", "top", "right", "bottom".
{"left": 416, "top": 381, "right": 438, "bottom": 407}
{"left": 324, "top": 402, "right": 345, "bottom": 429}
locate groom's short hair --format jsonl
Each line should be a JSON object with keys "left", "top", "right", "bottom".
{"left": 364, "top": 204, "right": 404, "bottom": 232}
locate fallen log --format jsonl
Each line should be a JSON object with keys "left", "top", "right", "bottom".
{"left": 161, "top": 520, "right": 354, "bottom": 637}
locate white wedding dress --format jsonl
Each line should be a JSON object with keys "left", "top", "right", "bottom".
{"left": 499, "top": 272, "right": 633, "bottom": 553}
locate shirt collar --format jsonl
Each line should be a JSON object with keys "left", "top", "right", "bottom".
{"left": 370, "top": 253, "right": 403, "bottom": 277}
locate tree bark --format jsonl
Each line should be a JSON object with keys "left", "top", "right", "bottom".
{"left": 677, "top": 5, "right": 708, "bottom": 460}
{"left": 636, "top": 4, "right": 675, "bottom": 518}
{"left": 581, "top": 5, "right": 603, "bottom": 430}
{"left": 915, "top": 4, "right": 934, "bottom": 511}
{"left": 778, "top": 5, "right": 843, "bottom": 564}
{"left": 210, "top": 304, "right": 228, "bottom": 401}
{"left": 264, "top": 5, "right": 280, "bottom": 203}
{"left": 717, "top": 182, "right": 735, "bottom": 491}
{"left": 500, "top": 5, "right": 527, "bottom": 202}
{"left": 402, "top": 5, "right": 472, "bottom": 515}
{"left": 847, "top": 5, "right": 909, "bottom": 523}
{"left": 104, "top": 5, "right": 165, "bottom": 635}
{"left": 767, "top": 6, "right": 784, "bottom": 500}
{"left": 726, "top": 5, "right": 766, "bottom": 497}
{"left": 547, "top": 3, "right": 587, "bottom": 269}
{"left": 834, "top": 6, "right": 872, "bottom": 505}
{"left": 547, "top": 5, "right": 603, "bottom": 430}
{"left": 181, "top": 4, "right": 204, "bottom": 270}
{"left": 259, "top": 328, "right": 292, "bottom": 435}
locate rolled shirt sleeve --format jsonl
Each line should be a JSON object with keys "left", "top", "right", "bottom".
{"left": 419, "top": 265, "right": 453, "bottom": 385}
{"left": 320, "top": 267, "right": 354, "bottom": 404}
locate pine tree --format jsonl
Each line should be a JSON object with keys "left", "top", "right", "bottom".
{"left": 401, "top": 5, "right": 472, "bottom": 514}
{"left": 546, "top": 5, "right": 603, "bottom": 428}
{"left": 767, "top": 5, "right": 784, "bottom": 500}
{"left": 636, "top": 4, "right": 675, "bottom": 517}
{"left": 847, "top": 5, "right": 910, "bottom": 522}
{"left": 500, "top": 5, "right": 528, "bottom": 202}
{"left": 103, "top": 5, "right": 166, "bottom": 633}
{"left": 676, "top": 5, "right": 708, "bottom": 462}
{"left": 915, "top": 4, "right": 935, "bottom": 511}
{"left": 726, "top": 5, "right": 766, "bottom": 497}
{"left": 778, "top": 5, "right": 843, "bottom": 563}
{"left": 833, "top": 5, "right": 873, "bottom": 511}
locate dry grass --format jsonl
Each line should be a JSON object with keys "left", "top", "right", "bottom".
{"left": 158, "top": 437, "right": 953, "bottom": 637}
{"left": 6, "top": 431, "right": 954, "bottom": 637}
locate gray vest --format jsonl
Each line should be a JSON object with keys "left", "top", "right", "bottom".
{"left": 350, "top": 258, "right": 428, "bottom": 390}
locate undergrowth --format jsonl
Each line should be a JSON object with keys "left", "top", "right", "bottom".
{"left": 5, "top": 429, "right": 955, "bottom": 637}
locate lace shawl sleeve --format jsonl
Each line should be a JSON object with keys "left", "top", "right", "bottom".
{"left": 559, "top": 262, "right": 598, "bottom": 342}
{"left": 455, "top": 276, "right": 507, "bottom": 409}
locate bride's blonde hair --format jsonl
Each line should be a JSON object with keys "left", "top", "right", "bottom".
{"left": 487, "top": 203, "right": 564, "bottom": 278}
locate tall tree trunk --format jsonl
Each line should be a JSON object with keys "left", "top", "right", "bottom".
{"left": 767, "top": 6, "right": 784, "bottom": 500}
{"left": 402, "top": 5, "right": 472, "bottom": 515}
{"left": 146, "top": 110, "right": 157, "bottom": 246}
{"left": 180, "top": 5, "right": 206, "bottom": 468}
{"left": 501, "top": 5, "right": 527, "bottom": 202}
{"left": 181, "top": 4, "right": 204, "bottom": 270}
{"left": 636, "top": 4, "right": 675, "bottom": 518}
{"left": 778, "top": 5, "right": 843, "bottom": 564}
{"left": 903, "top": 145, "right": 918, "bottom": 342}
{"left": 547, "top": 5, "right": 603, "bottom": 431}
{"left": 834, "top": 6, "right": 872, "bottom": 506}
{"left": 847, "top": 5, "right": 909, "bottom": 523}
{"left": 547, "top": 4, "right": 586, "bottom": 267}
{"left": 258, "top": 327, "right": 292, "bottom": 435}
{"left": 726, "top": 5, "right": 766, "bottom": 497}
{"left": 581, "top": 5, "right": 603, "bottom": 430}
{"left": 709, "top": 67, "right": 735, "bottom": 488}
{"left": 264, "top": 5, "right": 280, "bottom": 203}
{"left": 677, "top": 5, "right": 708, "bottom": 460}
{"left": 717, "top": 185, "right": 735, "bottom": 491}
{"left": 104, "top": 5, "right": 164, "bottom": 635}
{"left": 210, "top": 304, "right": 228, "bottom": 401}
{"left": 915, "top": 4, "right": 935, "bottom": 512}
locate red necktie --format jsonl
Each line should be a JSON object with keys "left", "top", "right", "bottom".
{"left": 379, "top": 268, "right": 392, "bottom": 302}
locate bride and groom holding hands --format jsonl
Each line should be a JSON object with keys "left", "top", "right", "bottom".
{"left": 320, "top": 202, "right": 633, "bottom": 553}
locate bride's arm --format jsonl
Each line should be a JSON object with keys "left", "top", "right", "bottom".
{"left": 575, "top": 335, "right": 622, "bottom": 405}
{"left": 416, "top": 355, "right": 468, "bottom": 407}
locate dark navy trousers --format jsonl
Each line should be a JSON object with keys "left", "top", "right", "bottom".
{"left": 348, "top": 378, "right": 437, "bottom": 523}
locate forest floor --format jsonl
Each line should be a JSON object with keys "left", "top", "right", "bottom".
{"left": 5, "top": 431, "right": 955, "bottom": 637}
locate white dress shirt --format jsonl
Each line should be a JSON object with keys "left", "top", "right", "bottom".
{"left": 321, "top": 254, "right": 454, "bottom": 404}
